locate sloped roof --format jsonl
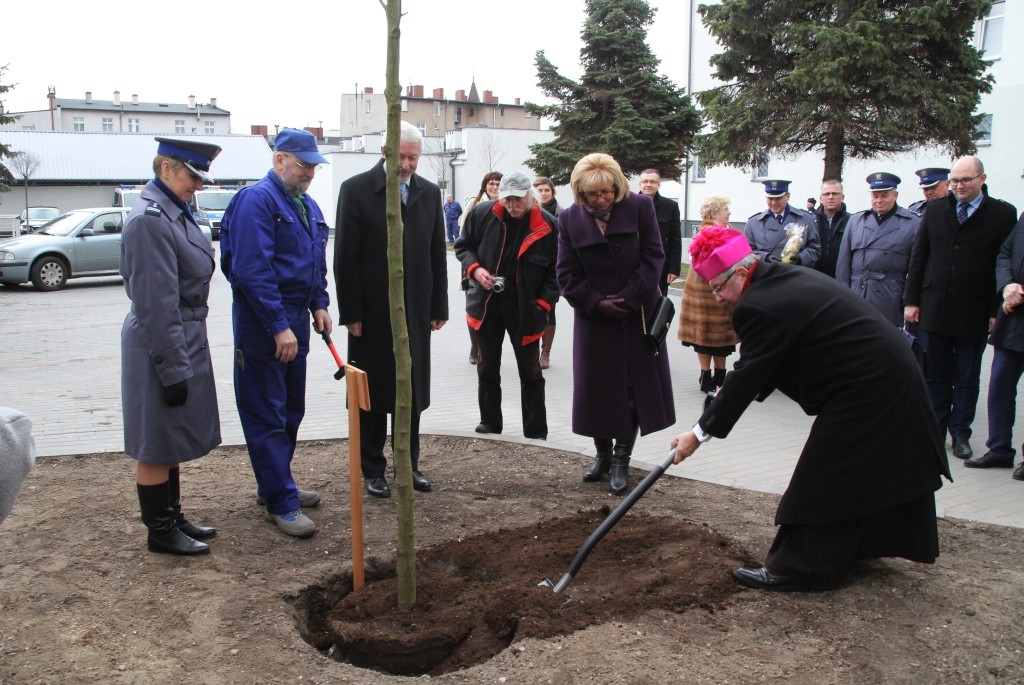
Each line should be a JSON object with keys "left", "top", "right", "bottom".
{"left": 54, "top": 98, "right": 231, "bottom": 116}
{"left": 0, "top": 131, "right": 271, "bottom": 183}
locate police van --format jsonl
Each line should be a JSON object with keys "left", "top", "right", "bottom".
{"left": 113, "top": 185, "right": 144, "bottom": 208}
{"left": 189, "top": 186, "right": 238, "bottom": 239}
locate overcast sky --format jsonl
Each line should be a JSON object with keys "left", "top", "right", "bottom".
{"left": 2, "top": 1, "right": 689, "bottom": 134}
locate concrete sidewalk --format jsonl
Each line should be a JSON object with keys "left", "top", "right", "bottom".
{"left": 2, "top": 246, "right": 1022, "bottom": 528}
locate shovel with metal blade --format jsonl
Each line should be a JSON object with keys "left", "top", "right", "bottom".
{"left": 539, "top": 448, "right": 678, "bottom": 600}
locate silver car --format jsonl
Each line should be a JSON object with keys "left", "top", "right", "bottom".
{"left": 0, "top": 208, "right": 212, "bottom": 291}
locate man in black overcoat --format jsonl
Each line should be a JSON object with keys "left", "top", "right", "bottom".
{"left": 671, "top": 227, "right": 951, "bottom": 592}
{"left": 904, "top": 156, "right": 1018, "bottom": 462}
{"left": 638, "top": 169, "right": 682, "bottom": 294}
{"left": 334, "top": 122, "right": 449, "bottom": 499}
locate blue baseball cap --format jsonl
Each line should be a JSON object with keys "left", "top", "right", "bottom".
{"left": 155, "top": 137, "right": 222, "bottom": 183}
{"left": 915, "top": 167, "right": 949, "bottom": 188}
{"left": 274, "top": 128, "right": 329, "bottom": 165}
{"left": 762, "top": 180, "right": 791, "bottom": 198}
{"left": 867, "top": 172, "right": 900, "bottom": 192}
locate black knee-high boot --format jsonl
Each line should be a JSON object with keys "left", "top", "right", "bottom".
{"left": 609, "top": 425, "right": 640, "bottom": 495}
{"left": 169, "top": 467, "right": 216, "bottom": 540}
{"left": 137, "top": 481, "right": 210, "bottom": 556}
{"left": 583, "top": 438, "right": 613, "bottom": 482}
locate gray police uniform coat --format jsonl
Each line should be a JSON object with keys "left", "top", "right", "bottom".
{"left": 743, "top": 207, "right": 820, "bottom": 267}
{"left": 835, "top": 206, "right": 920, "bottom": 326}
{"left": 120, "top": 182, "right": 221, "bottom": 463}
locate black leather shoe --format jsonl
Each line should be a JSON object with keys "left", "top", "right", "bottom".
{"left": 411, "top": 470, "right": 432, "bottom": 492}
{"left": 475, "top": 423, "right": 501, "bottom": 434}
{"left": 952, "top": 436, "right": 973, "bottom": 459}
{"left": 964, "top": 451, "right": 1013, "bottom": 469}
{"left": 365, "top": 477, "right": 391, "bottom": 498}
{"left": 731, "top": 566, "right": 812, "bottom": 592}
{"left": 178, "top": 520, "right": 217, "bottom": 540}
{"left": 1013, "top": 463, "right": 1024, "bottom": 481}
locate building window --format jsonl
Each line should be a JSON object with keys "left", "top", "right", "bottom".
{"left": 417, "top": 123, "right": 426, "bottom": 137}
{"left": 365, "top": 99, "right": 372, "bottom": 114}
{"left": 204, "top": 121, "right": 215, "bottom": 134}
{"left": 400, "top": 99, "right": 409, "bottom": 112}
{"left": 499, "top": 107, "right": 505, "bottom": 117}
{"left": 979, "top": 1, "right": 1004, "bottom": 58}
{"left": 751, "top": 153, "right": 769, "bottom": 181}
{"left": 693, "top": 157, "right": 707, "bottom": 182}
{"left": 432, "top": 101, "right": 441, "bottom": 116}
{"left": 128, "top": 118, "right": 140, "bottom": 133}
{"left": 101, "top": 117, "right": 114, "bottom": 132}
{"left": 975, "top": 114, "right": 993, "bottom": 146}
{"left": 174, "top": 120, "right": 185, "bottom": 134}
{"left": 524, "top": 109, "right": 532, "bottom": 119}
{"left": 73, "top": 117, "right": 85, "bottom": 131}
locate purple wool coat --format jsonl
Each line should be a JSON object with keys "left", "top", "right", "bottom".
{"left": 556, "top": 192, "right": 675, "bottom": 439}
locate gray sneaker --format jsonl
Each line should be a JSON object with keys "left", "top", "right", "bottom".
{"left": 267, "top": 509, "right": 317, "bottom": 538}
{"left": 255, "top": 489, "right": 321, "bottom": 508}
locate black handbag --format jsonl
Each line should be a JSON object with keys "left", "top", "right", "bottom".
{"left": 642, "top": 295, "right": 675, "bottom": 352}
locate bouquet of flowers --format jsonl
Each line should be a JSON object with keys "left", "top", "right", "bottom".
{"left": 780, "top": 226, "right": 805, "bottom": 264}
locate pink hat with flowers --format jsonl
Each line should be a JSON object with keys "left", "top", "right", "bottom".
{"left": 689, "top": 226, "right": 753, "bottom": 282}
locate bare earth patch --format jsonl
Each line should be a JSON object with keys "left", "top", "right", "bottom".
{"left": 1, "top": 435, "right": 1022, "bottom": 684}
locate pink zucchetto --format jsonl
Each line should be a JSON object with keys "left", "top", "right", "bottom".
{"left": 689, "top": 226, "right": 753, "bottom": 282}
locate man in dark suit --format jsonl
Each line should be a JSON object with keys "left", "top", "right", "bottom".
{"left": 671, "top": 227, "right": 951, "bottom": 592}
{"left": 983, "top": 214, "right": 1024, "bottom": 478}
{"left": 904, "top": 155, "right": 1018, "bottom": 462}
{"left": 334, "top": 121, "right": 449, "bottom": 499}
{"left": 638, "top": 169, "right": 682, "bottom": 294}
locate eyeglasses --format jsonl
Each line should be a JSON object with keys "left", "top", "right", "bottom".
{"left": 584, "top": 187, "right": 615, "bottom": 200}
{"left": 948, "top": 174, "right": 980, "bottom": 186}
{"left": 710, "top": 270, "right": 737, "bottom": 296}
{"left": 820, "top": 191, "right": 843, "bottom": 197}
{"left": 486, "top": 181, "right": 501, "bottom": 187}
{"left": 289, "top": 156, "right": 321, "bottom": 172}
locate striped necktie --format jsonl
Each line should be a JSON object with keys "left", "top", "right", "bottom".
{"left": 400, "top": 182, "right": 409, "bottom": 205}
{"left": 957, "top": 202, "right": 969, "bottom": 224}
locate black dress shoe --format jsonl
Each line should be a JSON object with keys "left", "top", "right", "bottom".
{"left": 364, "top": 477, "right": 391, "bottom": 498}
{"left": 731, "top": 566, "right": 812, "bottom": 592}
{"left": 411, "top": 470, "right": 432, "bottom": 492}
{"left": 475, "top": 423, "right": 501, "bottom": 434}
{"left": 1013, "top": 463, "right": 1024, "bottom": 481}
{"left": 952, "top": 436, "right": 973, "bottom": 459}
{"left": 964, "top": 451, "right": 1013, "bottom": 469}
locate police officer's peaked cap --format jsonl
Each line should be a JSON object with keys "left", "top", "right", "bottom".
{"left": 154, "top": 137, "right": 222, "bottom": 183}
{"left": 914, "top": 167, "right": 950, "bottom": 188}
{"left": 866, "top": 172, "right": 900, "bottom": 192}
{"left": 761, "top": 180, "right": 791, "bottom": 198}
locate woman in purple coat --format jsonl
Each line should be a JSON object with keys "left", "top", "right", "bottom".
{"left": 556, "top": 153, "right": 676, "bottom": 494}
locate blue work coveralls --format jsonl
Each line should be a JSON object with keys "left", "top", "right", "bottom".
{"left": 220, "top": 170, "right": 331, "bottom": 515}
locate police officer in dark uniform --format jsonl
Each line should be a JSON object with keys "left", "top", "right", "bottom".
{"left": 836, "top": 173, "right": 920, "bottom": 326}
{"left": 742, "top": 180, "right": 820, "bottom": 267}
{"left": 907, "top": 167, "right": 950, "bottom": 216}
{"left": 121, "top": 137, "right": 223, "bottom": 556}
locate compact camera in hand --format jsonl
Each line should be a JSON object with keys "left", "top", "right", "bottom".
{"left": 492, "top": 276, "right": 506, "bottom": 293}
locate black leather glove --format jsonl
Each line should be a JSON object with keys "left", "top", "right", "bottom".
{"left": 162, "top": 380, "right": 188, "bottom": 407}
{"left": 594, "top": 297, "right": 630, "bottom": 320}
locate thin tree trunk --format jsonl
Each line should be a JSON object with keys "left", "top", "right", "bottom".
{"left": 382, "top": 0, "right": 417, "bottom": 608}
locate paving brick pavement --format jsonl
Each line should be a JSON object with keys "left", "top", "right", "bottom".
{"left": 2, "top": 241, "right": 1022, "bottom": 528}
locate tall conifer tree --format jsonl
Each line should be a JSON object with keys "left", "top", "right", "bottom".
{"left": 526, "top": 0, "right": 700, "bottom": 184}
{"left": 0, "top": 65, "right": 19, "bottom": 197}
{"left": 697, "top": 0, "right": 995, "bottom": 180}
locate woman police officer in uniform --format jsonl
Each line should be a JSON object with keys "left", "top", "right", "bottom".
{"left": 120, "top": 137, "right": 223, "bottom": 556}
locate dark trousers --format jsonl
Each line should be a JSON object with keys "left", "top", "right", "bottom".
{"left": 446, "top": 222, "right": 460, "bottom": 244}
{"left": 920, "top": 329, "right": 988, "bottom": 439}
{"left": 985, "top": 345, "right": 1024, "bottom": 462}
{"left": 765, "top": 494, "right": 939, "bottom": 588}
{"left": 235, "top": 351, "right": 306, "bottom": 515}
{"left": 359, "top": 410, "right": 421, "bottom": 479}
{"left": 475, "top": 293, "right": 547, "bottom": 439}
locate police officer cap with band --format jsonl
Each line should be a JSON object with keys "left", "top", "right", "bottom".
{"left": 154, "top": 137, "right": 222, "bottom": 183}
{"left": 866, "top": 172, "right": 900, "bottom": 192}
{"left": 761, "top": 179, "right": 791, "bottom": 198}
{"left": 914, "top": 167, "right": 950, "bottom": 189}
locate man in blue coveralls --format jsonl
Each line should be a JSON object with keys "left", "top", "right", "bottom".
{"left": 220, "top": 128, "right": 333, "bottom": 538}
